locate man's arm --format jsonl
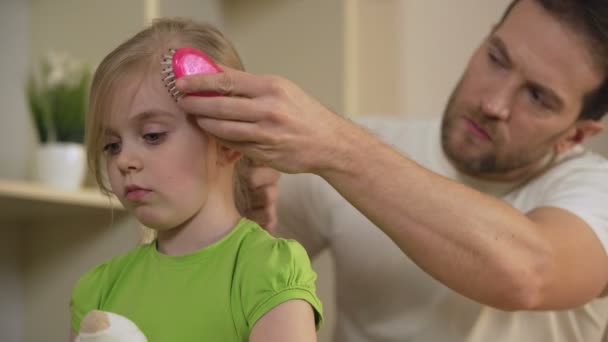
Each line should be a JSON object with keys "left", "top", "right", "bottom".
{"left": 249, "top": 300, "right": 317, "bottom": 342}
{"left": 175, "top": 68, "right": 608, "bottom": 310}
{"left": 321, "top": 125, "right": 608, "bottom": 310}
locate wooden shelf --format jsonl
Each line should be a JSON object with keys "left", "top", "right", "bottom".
{"left": 0, "top": 179, "right": 126, "bottom": 224}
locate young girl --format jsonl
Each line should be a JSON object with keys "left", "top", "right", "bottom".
{"left": 69, "top": 18, "right": 322, "bottom": 341}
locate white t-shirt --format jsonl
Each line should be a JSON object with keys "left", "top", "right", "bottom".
{"left": 278, "top": 117, "right": 608, "bottom": 342}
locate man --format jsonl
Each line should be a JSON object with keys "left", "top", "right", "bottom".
{"left": 176, "top": 0, "right": 608, "bottom": 340}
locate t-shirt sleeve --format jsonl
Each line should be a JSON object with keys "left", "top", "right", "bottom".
{"left": 537, "top": 159, "right": 608, "bottom": 253}
{"left": 238, "top": 238, "right": 324, "bottom": 333}
{"left": 70, "top": 263, "right": 107, "bottom": 332}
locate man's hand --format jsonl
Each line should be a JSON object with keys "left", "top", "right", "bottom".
{"left": 175, "top": 66, "right": 352, "bottom": 175}
{"left": 244, "top": 164, "right": 281, "bottom": 233}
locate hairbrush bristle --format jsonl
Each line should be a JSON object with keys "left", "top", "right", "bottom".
{"left": 160, "top": 46, "right": 223, "bottom": 101}
{"left": 160, "top": 48, "right": 183, "bottom": 101}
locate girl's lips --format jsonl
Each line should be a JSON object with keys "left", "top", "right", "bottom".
{"left": 464, "top": 117, "right": 492, "bottom": 141}
{"left": 125, "top": 188, "right": 152, "bottom": 201}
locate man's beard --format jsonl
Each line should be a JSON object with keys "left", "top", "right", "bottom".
{"left": 441, "top": 114, "right": 503, "bottom": 174}
{"left": 440, "top": 86, "right": 552, "bottom": 176}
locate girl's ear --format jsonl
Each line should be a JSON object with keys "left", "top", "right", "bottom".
{"left": 555, "top": 119, "right": 604, "bottom": 154}
{"left": 217, "top": 144, "right": 242, "bottom": 166}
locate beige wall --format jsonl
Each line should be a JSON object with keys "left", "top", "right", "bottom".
{"left": 29, "top": 0, "right": 146, "bottom": 68}
{"left": 343, "top": 0, "right": 511, "bottom": 117}
{"left": 400, "top": 0, "right": 512, "bottom": 118}
{"left": 159, "top": 0, "right": 224, "bottom": 29}
{"left": 343, "top": 0, "right": 405, "bottom": 116}
{"left": 0, "top": 0, "right": 34, "bottom": 181}
{"left": 224, "top": 0, "right": 345, "bottom": 115}
{"left": 0, "top": 2, "right": 29, "bottom": 341}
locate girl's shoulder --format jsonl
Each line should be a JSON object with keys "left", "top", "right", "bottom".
{"left": 233, "top": 219, "right": 324, "bottom": 330}
{"left": 237, "top": 219, "right": 312, "bottom": 269}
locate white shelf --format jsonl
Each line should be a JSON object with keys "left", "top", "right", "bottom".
{"left": 0, "top": 179, "right": 125, "bottom": 224}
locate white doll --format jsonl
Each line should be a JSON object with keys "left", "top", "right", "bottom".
{"left": 76, "top": 310, "right": 147, "bottom": 342}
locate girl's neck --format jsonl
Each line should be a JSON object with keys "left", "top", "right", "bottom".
{"left": 156, "top": 195, "right": 242, "bottom": 256}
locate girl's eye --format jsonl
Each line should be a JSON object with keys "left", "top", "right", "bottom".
{"left": 488, "top": 51, "right": 505, "bottom": 68}
{"left": 529, "top": 88, "right": 542, "bottom": 103}
{"left": 143, "top": 132, "right": 167, "bottom": 144}
{"left": 103, "top": 142, "right": 121, "bottom": 155}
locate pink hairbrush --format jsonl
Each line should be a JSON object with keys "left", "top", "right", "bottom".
{"left": 161, "top": 46, "right": 222, "bottom": 100}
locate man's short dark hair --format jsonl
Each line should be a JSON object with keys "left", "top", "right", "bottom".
{"left": 500, "top": 0, "right": 608, "bottom": 121}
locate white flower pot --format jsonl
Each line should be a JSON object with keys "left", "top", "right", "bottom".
{"left": 33, "top": 143, "right": 86, "bottom": 190}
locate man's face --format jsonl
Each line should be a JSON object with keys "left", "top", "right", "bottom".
{"left": 442, "top": 0, "right": 603, "bottom": 181}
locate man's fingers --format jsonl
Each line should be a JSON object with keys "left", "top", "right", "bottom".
{"left": 196, "top": 117, "right": 264, "bottom": 143}
{"left": 246, "top": 206, "right": 278, "bottom": 233}
{"left": 176, "top": 66, "right": 271, "bottom": 98}
{"left": 248, "top": 185, "right": 279, "bottom": 209}
{"left": 245, "top": 166, "right": 281, "bottom": 188}
{"left": 181, "top": 95, "right": 264, "bottom": 122}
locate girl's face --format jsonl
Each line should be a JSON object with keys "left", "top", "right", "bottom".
{"left": 101, "top": 72, "right": 219, "bottom": 230}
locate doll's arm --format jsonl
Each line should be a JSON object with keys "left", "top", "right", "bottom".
{"left": 249, "top": 299, "right": 317, "bottom": 342}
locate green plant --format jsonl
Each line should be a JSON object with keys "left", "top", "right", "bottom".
{"left": 26, "top": 52, "right": 91, "bottom": 144}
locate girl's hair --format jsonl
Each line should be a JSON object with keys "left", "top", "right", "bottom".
{"left": 86, "top": 18, "right": 250, "bottom": 217}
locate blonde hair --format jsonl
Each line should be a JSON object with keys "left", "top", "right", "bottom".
{"left": 86, "top": 18, "right": 250, "bottom": 225}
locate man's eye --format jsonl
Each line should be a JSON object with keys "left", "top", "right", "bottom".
{"left": 143, "top": 132, "right": 167, "bottom": 144}
{"left": 528, "top": 87, "right": 547, "bottom": 107}
{"left": 103, "top": 142, "right": 121, "bottom": 155}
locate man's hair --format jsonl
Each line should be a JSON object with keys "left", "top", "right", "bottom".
{"left": 501, "top": 0, "right": 608, "bottom": 121}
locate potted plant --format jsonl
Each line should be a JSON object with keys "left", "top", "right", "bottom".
{"left": 26, "top": 51, "right": 91, "bottom": 190}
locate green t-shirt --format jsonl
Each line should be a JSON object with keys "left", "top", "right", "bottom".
{"left": 70, "top": 218, "right": 323, "bottom": 341}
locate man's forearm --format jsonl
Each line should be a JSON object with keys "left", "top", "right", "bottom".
{"left": 318, "top": 123, "right": 552, "bottom": 310}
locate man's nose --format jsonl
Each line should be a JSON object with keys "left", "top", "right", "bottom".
{"left": 480, "top": 83, "right": 514, "bottom": 121}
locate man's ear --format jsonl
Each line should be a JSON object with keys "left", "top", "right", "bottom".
{"left": 217, "top": 144, "right": 242, "bottom": 166}
{"left": 555, "top": 119, "right": 604, "bottom": 153}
